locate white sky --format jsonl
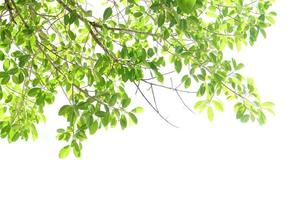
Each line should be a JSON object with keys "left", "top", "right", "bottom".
{"left": 1, "top": 0, "right": 300, "bottom": 199}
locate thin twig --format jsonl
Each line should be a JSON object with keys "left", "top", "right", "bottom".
{"left": 134, "top": 82, "right": 178, "bottom": 128}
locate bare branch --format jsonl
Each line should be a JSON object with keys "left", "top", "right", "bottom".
{"left": 133, "top": 82, "right": 179, "bottom": 128}
{"left": 170, "top": 78, "right": 195, "bottom": 114}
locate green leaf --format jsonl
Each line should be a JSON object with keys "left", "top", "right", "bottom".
{"left": 234, "top": 63, "right": 244, "bottom": 70}
{"left": 28, "top": 88, "right": 41, "bottom": 97}
{"left": 68, "top": 30, "right": 76, "bottom": 40}
{"left": 12, "top": 73, "right": 24, "bottom": 84}
{"left": 128, "top": 112, "right": 138, "bottom": 124}
{"left": 30, "top": 125, "right": 38, "bottom": 141}
{"left": 133, "top": 12, "right": 143, "bottom": 18}
{"left": 1, "top": 74, "right": 9, "bottom": 84}
{"left": 120, "top": 115, "right": 127, "bottom": 129}
{"left": 58, "top": 105, "right": 72, "bottom": 116}
{"left": 103, "top": 7, "right": 113, "bottom": 21}
{"left": 258, "top": 110, "right": 266, "bottom": 125}
{"left": 157, "top": 12, "right": 165, "bottom": 27}
{"left": 184, "top": 77, "right": 191, "bottom": 88}
{"left": 261, "top": 101, "right": 275, "bottom": 108}
{"left": 156, "top": 71, "right": 164, "bottom": 83}
{"left": 0, "top": 50, "right": 4, "bottom": 61}
{"left": 174, "top": 59, "right": 182, "bottom": 73}
{"left": 197, "top": 84, "right": 206, "bottom": 97}
{"left": 207, "top": 106, "right": 214, "bottom": 122}
{"left": 121, "top": 98, "right": 131, "bottom": 108}
{"left": 109, "top": 94, "right": 118, "bottom": 106}
{"left": 76, "top": 131, "right": 87, "bottom": 141}
{"left": 64, "top": 14, "right": 69, "bottom": 25}
{"left": 0, "top": 86, "right": 3, "bottom": 100}
{"left": 18, "top": 73, "right": 24, "bottom": 83}
{"left": 69, "top": 11, "right": 77, "bottom": 24}
{"left": 8, "top": 68, "right": 18, "bottom": 75}
{"left": 132, "top": 107, "right": 144, "bottom": 113}
{"left": 59, "top": 145, "right": 71, "bottom": 159}
{"left": 194, "top": 100, "right": 207, "bottom": 113}
{"left": 240, "top": 115, "right": 250, "bottom": 123}
{"left": 89, "top": 120, "right": 98, "bottom": 135}
{"left": 72, "top": 141, "right": 81, "bottom": 158}
{"left": 212, "top": 100, "right": 224, "bottom": 112}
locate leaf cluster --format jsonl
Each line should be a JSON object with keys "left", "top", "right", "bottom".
{"left": 0, "top": 0, "right": 276, "bottom": 158}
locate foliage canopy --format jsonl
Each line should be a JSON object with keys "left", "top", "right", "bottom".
{"left": 0, "top": 0, "right": 276, "bottom": 158}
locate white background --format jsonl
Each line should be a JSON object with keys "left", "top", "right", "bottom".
{"left": 1, "top": 0, "right": 300, "bottom": 199}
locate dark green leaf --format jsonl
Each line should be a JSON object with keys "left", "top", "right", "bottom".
{"left": 28, "top": 88, "right": 41, "bottom": 97}
{"left": 158, "top": 12, "right": 165, "bottom": 27}
{"left": 103, "top": 7, "right": 113, "bottom": 21}
{"left": 89, "top": 121, "right": 98, "bottom": 135}
{"left": 120, "top": 115, "right": 127, "bottom": 129}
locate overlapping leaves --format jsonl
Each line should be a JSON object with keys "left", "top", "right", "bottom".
{"left": 0, "top": 0, "right": 275, "bottom": 158}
